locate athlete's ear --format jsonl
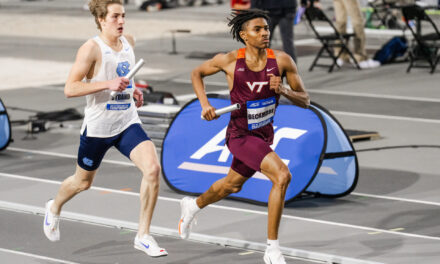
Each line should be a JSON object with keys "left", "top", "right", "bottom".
{"left": 239, "top": 31, "right": 247, "bottom": 42}
{"left": 98, "top": 17, "right": 105, "bottom": 27}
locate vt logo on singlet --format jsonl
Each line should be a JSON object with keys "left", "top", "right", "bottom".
{"left": 246, "top": 81, "right": 268, "bottom": 93}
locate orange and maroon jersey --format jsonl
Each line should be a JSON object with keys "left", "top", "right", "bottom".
{"left": 226, "top": 48, "right": 280, "bottom": 144}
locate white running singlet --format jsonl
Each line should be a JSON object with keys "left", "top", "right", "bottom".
{"left": 80, "top": 35, "right": 141, "bottom": 138}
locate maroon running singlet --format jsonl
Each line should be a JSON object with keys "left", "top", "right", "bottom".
{"left": 226, "top": 48, "right": 281, "bottom": 177}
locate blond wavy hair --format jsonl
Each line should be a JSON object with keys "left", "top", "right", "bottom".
{"left": 88, "top": 0, "right": 123, "bottom": 31}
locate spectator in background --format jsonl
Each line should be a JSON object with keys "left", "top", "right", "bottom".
{"left": 231, "top": 0, "right": 251, "bottom": 9}
{"left": 333, "top": 0, "right": 381, "bottom": 68}
{"left": 300, "top": 0, "right": 320, "bottom": 8}
{"left": 251, "top": 0, "right": 297, "bottom": 62}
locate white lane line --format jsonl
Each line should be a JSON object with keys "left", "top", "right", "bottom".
{"left": 0, "top": 201, "right": 380, "bottom": 264}
{"left": 352, "top": 192, "right": 440, "bottom": 207}
{"left": 207, "top": 203, "right": 440, "bottom": 242}
{"left": 7, "top": 147, "right": 440, "bottom": 206}
{"left": 187, "top": 37, "right": 321, "bottom": 46}
{"left": 1, "top": 171, "right": 440, "bottom": 242}
{"left": 8, "top": 146, "right": 440, "bottom": 206}
{"left": 170, "top": 82, "right": 440, "bottom": 123}
{"left": 0, "top": 248, "right": 79, "bottom": 264}
{"left": 307, "top": 90, "right": 440, "bottom": 103}
{"left": 315, "top": 26, "right": 412, "bottom": 38}
{"left": 171, "top": 78, "right": 440, "bottom": 103}
{"left": 331, "top": 111, "right": 440, "bottom": 124}
{"left": 174, "top": 95, "right": 440, "bottom": 123}
{"left": 8, "top": 147, "right": 135, "bottom": 167}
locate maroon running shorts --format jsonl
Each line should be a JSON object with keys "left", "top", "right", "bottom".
{"left": 226, "top": 135, "right": 273, "bottom": 177}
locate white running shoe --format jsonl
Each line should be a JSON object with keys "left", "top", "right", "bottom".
{"left": 43, "top": 199, "right": 60, "bottom": 242}
{"left": 336, "top": 58, "right": 345, "bottom": 67}
{"left": 264, "top": 247, "right": 287, "bottom": 264}
{"left": 368, "top": 59, "right": 381, "bottom": 68}
{"left": 359, "top": 59, "right": 381, "bottom": 69}
{"left": 178, "top": 197, "right": 197, "bottom": 240}
{"left": 134, "top": 234, "right": 168, "bottom": 257}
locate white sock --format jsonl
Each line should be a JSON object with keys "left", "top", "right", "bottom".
{"left": 267, "top": 239, "right": 280, "bottom": 249}
{"left": 189, "top": 198, "right": 201, "bottom": 214}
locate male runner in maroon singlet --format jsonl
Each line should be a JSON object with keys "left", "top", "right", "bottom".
{"left": 178, "top": 9, "right": 310, "bottom": 264}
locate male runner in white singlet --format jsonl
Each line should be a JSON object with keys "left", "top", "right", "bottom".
{"left": 43, "top": 0, "right": 167, "bottom": 257}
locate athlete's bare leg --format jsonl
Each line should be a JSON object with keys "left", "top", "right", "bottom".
{"left": 260, "top": 152, "right": 291, "bottom": 240}
{"left": 52, "top": 166, "right": 97, "bottom": 215}
{"left": 196, "top": 168, "right": 249, "bottom": 209}
{"left": 130, "top": 140, "right": 161, "bottom": 237}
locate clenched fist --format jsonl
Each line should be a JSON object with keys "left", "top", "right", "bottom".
{"left": 268, "top": 74, "right": 283, "bottom": 94}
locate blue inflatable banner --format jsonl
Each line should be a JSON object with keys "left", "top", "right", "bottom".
{"left": 162, "top": 96, "right": 358, "bottom": 204}
{"left": 0, "top": 98, "right": 12, "bottom": 151}
{"left": 305, "top": 103, "right": 358, "bottom": 197}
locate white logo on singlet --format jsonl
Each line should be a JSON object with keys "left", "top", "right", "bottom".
{"left": 267, "top": 67, "right": 275, "bottom": 72}
{"left": 246, "top": 81, "right": 268, "bottom": 93}
{"left": 237, "top": 68, "right": 245, "bottom": 72}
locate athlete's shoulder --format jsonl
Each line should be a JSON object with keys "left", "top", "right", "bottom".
{"left": 78, "top": 39, "right": 100, "bottom": 59}
{"left": 272, "top": 49, "right": 296, "bottom": 70}
{"left": 123, "top": 34, "right": 135, "bottom": 47}
{"left": 272, "top": 49, "right": 291, "bottom": 61}
{"left": 211, "top": 50, "right": 237, "bottom": 65}
{"left": 213, "top": 50, "right": 237, "bottom": 60}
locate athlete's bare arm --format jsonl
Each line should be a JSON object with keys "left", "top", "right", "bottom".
{"left": 125, "top": 34, "right": 135, "bottom": 47}
{"left": 123, "top": 34, "right": 143, "bottom": 108}
{"left": 64, "top": 39, "right": 129, "bottom": 98}
{"left": 270, "top": 51, "right": 310, "bottom": 108}
{"left": 191, "top": 51, "right": 236, "bottom": 121}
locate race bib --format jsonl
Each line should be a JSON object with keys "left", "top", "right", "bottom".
{"left": 247, "top": 97, "right": 276, "bottom": 130}
{"left": 106, "top": 103, "right": 131, "bottom": 111}
{"left": 108, "top": 91, "right": 131, "bottom": 110}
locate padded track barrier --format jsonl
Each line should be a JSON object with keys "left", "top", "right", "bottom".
{"left": 161, "top": 95, "right": 358, "bottom": 204}
{"left": 0, "top": 98, "right": 12, "bottom": 151}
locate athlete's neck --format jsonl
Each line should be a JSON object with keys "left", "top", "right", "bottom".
{"left": 244, "top": 46, "right": 267, "bottom": 63}
{"left": 99, "top": 33, "right": 121, "bottom": 49}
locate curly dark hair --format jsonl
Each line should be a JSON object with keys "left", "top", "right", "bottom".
{"left": 227, "top": 9, "right": 270, "bottom": 45}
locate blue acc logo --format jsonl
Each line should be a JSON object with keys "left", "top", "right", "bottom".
{"left": 161, "top": 98, "right": 326, "bottom": 203}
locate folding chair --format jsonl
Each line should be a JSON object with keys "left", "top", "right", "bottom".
{"left": 366, "top": 0, "right": 401, "bottom": 29}
{"left": 402, "top": 5, "right": 440, "bottom": 73}
{"left": 305, "top": 7, "right": 361, "bottom": 72}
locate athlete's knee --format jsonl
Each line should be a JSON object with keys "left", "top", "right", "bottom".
{"left": 223, "top": 181, "right": 242, "bottom": 195}
{"left": 79, "top": 180, "right": 93, "bottom": 191}
{"left": 274, "top": 166, "right": 291, "bottom": 189}
{"left": 142, "top": 160, "right": 160, "bottom": 176}
{"left": 72, "top": 176, "right": 93, "bottom": 192}
{"left": 142, "top": 162, "right": 161, "bottom": 182}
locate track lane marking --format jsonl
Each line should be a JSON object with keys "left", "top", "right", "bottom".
{"left": 7, "top": 147, "right": 440, "bottom": 207}
{"left": 0, "top": 247, "right": 79, "bottom": 264}
{"left": 0, "top": 200, "right": 378, "bottom": 264}
{"left": 1, "top": 171, "right": 440, "bottom": 242}
{"left": 171, "top": 78, "right": 440, "bottom": 103}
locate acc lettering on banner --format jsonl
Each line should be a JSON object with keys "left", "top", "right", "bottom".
{"left": 246, "top": 81, "right": 268, "bottom": 93}
{"left": 190, "top": 126, "right": 307, "bottom": 164}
